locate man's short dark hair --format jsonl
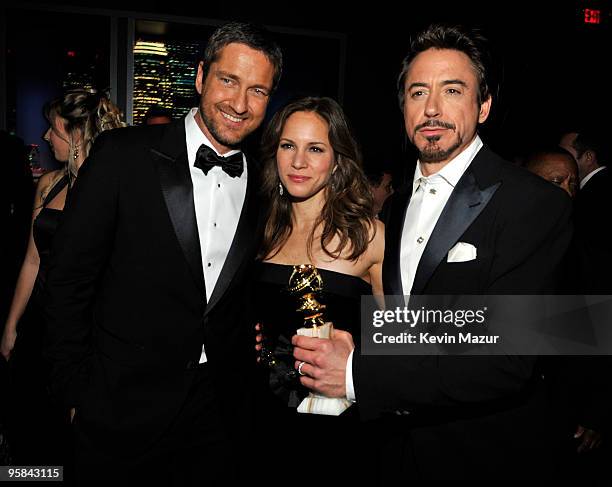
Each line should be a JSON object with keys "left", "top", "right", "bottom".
{"left": 397, "top": 24, "right": 493, "bottom": 110}
{"left": 365, "top": 168, "right": 393, "bottom": 187}
{"left": 524, "top": 146, "right": 577, "bottom": 171}
{"left": 144, "top": 105, "right": 172, "bottom": 122}
{"left": 571, "top": 130, "right": 608, "bottom": 166}
{"left": 201, "top": 22, "right": 283, "bottom": 92}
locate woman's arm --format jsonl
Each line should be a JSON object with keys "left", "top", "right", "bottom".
{"left": 368, "top": 220, "right": 385, "bottom": 309}
{"left": 1, "top": 171, "right": 59, "bottom": 360}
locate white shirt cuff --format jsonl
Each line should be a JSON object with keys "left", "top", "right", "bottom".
{"left": 345, "top": 348, "right": 356, "bottom": 403}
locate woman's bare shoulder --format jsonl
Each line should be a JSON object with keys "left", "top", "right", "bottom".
{"left": 367, "top": 218, "right": 385, "bottom": 263}
{"left": 371, "top": 219, "right": 385, "bottom": 244}
{"left": 37, "top": 169, "right": 63, "bottom": 190}
{"left": 36, "top": 170, "right": 64, "bottom": 202}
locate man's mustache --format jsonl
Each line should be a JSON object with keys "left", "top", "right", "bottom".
{"left": 414, "top": 120, "right": 456, "bottom": 132}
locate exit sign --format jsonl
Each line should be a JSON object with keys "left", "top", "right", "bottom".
{"left": 584, "top": 8, "right": 601, "bottom": 24}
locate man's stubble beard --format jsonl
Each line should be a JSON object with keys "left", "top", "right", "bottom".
{"left": 418, "top": 134, "right": 463, "bottom": 163}
{"left": 198, "top": 104, "right": 246, "bottom": 151}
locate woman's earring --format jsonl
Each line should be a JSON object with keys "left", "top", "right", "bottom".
{"left": 73, "top": 145, "right": 79, "bottom": 160}
{"left": 278, "top": 183, "right": 284, "bottom": 196}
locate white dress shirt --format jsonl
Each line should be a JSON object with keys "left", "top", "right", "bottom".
{"left": 185, "top": 107, "right": 248, "bottom": 363}
{"left": 346, "top": 135, "right": 483, "bottom": 402}
{"left": 580, "top": 165, "right": 606, "bottom": 190}
{"left": 400, "top": 136, "right": 483, "bottom": 295}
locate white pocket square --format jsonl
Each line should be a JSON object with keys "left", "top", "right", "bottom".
{"left": 447, "top": 242, "right": 477, "bottom": 263}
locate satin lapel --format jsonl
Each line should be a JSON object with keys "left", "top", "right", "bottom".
{"left": 152, "top": 124, "right": 206, "bottom": 298}
{"left": 411, "top": 168, "right": 500, "bottom": 295}
{"left": 382, "top": 189, "right": 412, "bottom": 295}
{"left": 204, "top": 162, "right": 258, "bottom": 316}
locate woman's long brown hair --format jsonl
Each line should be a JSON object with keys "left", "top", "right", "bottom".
{"left": 258, "top": 97, "right": 376, "bottom": 262}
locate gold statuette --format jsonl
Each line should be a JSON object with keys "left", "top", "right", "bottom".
{"left": 289, "top": 264, "right": 351, "bottom": 416}
{"left": 288, "top": 264, "right": 327, "bottom": 329}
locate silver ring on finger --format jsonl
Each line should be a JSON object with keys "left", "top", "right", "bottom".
{"left": 297, "top": 361, "right": 306, "bottom": 376}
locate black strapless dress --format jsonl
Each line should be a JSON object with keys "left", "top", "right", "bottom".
{"left": 254, "top": 262, "right": 378, "bottom": 483}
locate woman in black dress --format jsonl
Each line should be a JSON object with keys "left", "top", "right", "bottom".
{"left": 1, "top": 89, "right": 124, "bottom": 465}
{"left": 255, "top": 97, "right": 384, "bottom": 482}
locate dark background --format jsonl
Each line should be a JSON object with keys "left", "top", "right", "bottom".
{"left": 4, "top": 0, "right": 611, "bottom": 181}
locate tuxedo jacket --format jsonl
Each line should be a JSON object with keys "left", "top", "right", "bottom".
{"left": 559, "top": 167, "right": 612, "bottom": 435}
{"left": 43, "top": 120, "right": 262, "bottom": 456}
{"left": 354, "top": 145, "right": 573, "bottom": 483}
{"left": 574, "top": 166, "right": 612, "bottom": 293}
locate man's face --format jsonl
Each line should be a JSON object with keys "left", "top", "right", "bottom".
{"left": 559, "top": 132, "right": 590, "bottom": 180}
{"left": 530, "top": 154, "right": 579, "bottom": 198}
{"left": 195, "top": 43, "right": 275, "bottom": 153}
{"left": 559, "top": 132, "right": 579, "bottom": 159}
{"left": 146, "top": 115, "right": 172, "bottom": 126}
{"left": 370, "top": 172, "right": 394, "bottom": 215}
{"left": 403, "top": 48, "right": 491, "bottom": 170}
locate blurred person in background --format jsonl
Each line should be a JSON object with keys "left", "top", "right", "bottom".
{"left": 1, "top": 89, "right": 124, "bottom": 468}
{"left": 143, "top": 105, "right": 173, "bottom": 125}
{"left": 366, "top": 167, "right": 394, "bottom": 215}
{"left": 524, "top": 146, "right": 578, "bottom": 198}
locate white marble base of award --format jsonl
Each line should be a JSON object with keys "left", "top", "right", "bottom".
{"left": 296, "top": 322, "right": 352, "bottom": 416}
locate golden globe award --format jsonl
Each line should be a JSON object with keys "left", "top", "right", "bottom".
{"left": 288, "top": 264, "right": 351, "bottom": 416}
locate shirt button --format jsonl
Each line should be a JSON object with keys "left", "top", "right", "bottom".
{"left": 217, "top": 183, "right": 221, "bottom": 188}
{"left": 429, "top": 188, "right": 437, "bottom": 194}
{"left": 213, "top": 223, "right": 217, "bottom": 227}
{"left": 417, "top": 236, "right": 424, "bottom": 244}
{"left": 207, "top": 263, "right": 211, "bottom": 267}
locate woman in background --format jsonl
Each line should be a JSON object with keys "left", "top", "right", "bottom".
{"left": 1, "top": 89, "right": 124, "bottom": 466}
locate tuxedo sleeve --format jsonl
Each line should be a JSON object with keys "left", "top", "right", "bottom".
{"left": 43, "top": 131, "right": 120, "bottom": 408}
{"left": 354, "top": 185, "right": 573, "bottom": 420}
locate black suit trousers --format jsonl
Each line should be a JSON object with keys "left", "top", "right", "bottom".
{"left": 74, "top": 364, "right": 238, "bottom": 487}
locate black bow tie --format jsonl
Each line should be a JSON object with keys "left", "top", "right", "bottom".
{"left": 194, "top": 144, "right": 244, "bottom": 178}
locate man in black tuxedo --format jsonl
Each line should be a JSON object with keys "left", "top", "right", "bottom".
{"left": 293, "top": 25, "right": 572, "bottom": 484}
{"left": 561, "top": 130, "right": 612, "bottom": 293}
{"left": 43, "top": 22, "right": 282, "bottom": 486}
{"left": 558, "top": 130, "right": 611, "bottom": 479}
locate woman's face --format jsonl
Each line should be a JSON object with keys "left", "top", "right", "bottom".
{"left": 43, "top": 116, "right": 71, "bottom": 162}
{"left": 276, "top": 111, "right": 335, "bottom": 201}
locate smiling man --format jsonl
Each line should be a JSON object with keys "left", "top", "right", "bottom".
{"left": 293, "top": 24, "right": 573, "bottom": 484}
{"left": 43, "top": 22, "right": 281, "bottom": 486}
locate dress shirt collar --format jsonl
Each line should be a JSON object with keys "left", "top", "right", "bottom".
{"left": 412, "top": 135, "right": 483, "bottom": 195}
{"left": 580, "top": 165, "right": 606, "bottom": 190}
